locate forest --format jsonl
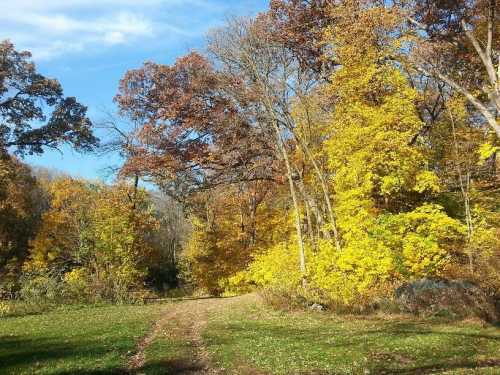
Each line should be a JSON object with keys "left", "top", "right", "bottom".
{"left": 1, "top": 1, "right": 500, "bottom": 373}
{"left": 1, "top": 0, "right": 500, "bottom": 327}
{"left": 1, "top": 0, "right": 500, "bottom": 314}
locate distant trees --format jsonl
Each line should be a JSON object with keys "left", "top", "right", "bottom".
{"left": 23, "top": 178, "right": 173, "bottom": 302}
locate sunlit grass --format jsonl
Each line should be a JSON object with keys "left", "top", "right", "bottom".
{"left": 204, "top": 302, "right": 500, "bottom": 374}
{"left": 1, "top": 298, "right": 499, "bottom": 374}
{"left": 0, "top": 303, "right": 164, "bottom": 374}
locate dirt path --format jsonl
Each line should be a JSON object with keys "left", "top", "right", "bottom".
{"left": 126, "top": 294, "right": 258, "bottom": 374}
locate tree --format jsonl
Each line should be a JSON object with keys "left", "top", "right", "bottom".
{"left": 26, "top": 178, "right": 160, "bottom": 302}
{"left": 184, "top": 181, "right": 275, "bottom": 295}
{"left": 0, "top": 156, "right": 44, "bottom": 294}
{"left": 90, "top": 184, "right": 159, "bottom": 302}
{"left": 115, "top": 52, "right": 278, "bottom": 201}
{"left": 401, "top": 0, "right": 500, "bottom": 137}
{"left": 0, "top": 40, "right": 98, "bottom": 156}
{"left": 26, "top": 178, "right": 94, "bottom": 273}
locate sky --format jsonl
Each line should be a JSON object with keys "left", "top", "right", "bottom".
{"left": 0, "top": 0, "right": 269, "bottom": 181}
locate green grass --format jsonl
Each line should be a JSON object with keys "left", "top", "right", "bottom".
{"left": 140, "top": 331, "right": 194, "bottom": 375}
{"left": 0, "top": 303, "right": 164, "bottom": 375}
{"left": 1, "top": 297, "right": 499, "bottom": 374}
{"left": 204, "top": 301, "right": 500, "bottom": 374}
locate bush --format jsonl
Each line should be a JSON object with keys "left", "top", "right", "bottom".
{"left": 62, "top": 268, "right": 91, "bottom": 302}
{"left": 258, "top": 286, "right": 309, "bottom": 311}
{"left": 19, "top": 271, "right": 63, "bottom": 305}
{"left": 0, "top": 300, "right": 53, "bottom": 317}
{"left": 0, "top": 301, "right": 11, "bottom": 317}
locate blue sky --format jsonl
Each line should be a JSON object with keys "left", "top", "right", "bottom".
{"left": 0, "top": 0, "right": 268, "bottom": 181}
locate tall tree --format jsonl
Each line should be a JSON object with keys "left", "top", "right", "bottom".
{"left": 114, "top": 52, "right": 277, "bottom": 201}
{"left": 0, "top": 40, "right": 98, "bottom": 156}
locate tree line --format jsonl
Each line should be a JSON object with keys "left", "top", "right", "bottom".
{"left": 0, "top": 0, "right": 499, "bottom": 307}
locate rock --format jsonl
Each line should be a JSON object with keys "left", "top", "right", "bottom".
{"left": 395, "top": 278, "right": 499, "bottom": 322}
{"left": 308, "top": 303, "right": 325, "bottom": 312}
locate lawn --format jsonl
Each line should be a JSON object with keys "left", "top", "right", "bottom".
{"left": 0, "top": 303, "right": 164, "bottom": 375}
{"left": 203, "top": 298, "right": 500, "bottom": 374}
{"left": 0, "top": 296, "right": 499, "bottom": 374}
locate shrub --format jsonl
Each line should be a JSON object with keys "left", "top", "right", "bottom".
{"left": 0, "top": 301, "right": 11, "bottom": 317}
{"left": 62, "top": 268, "right": 90, "bottom": 302}
{"left": 19, "top": 271, "right": 63, "bottom": 305}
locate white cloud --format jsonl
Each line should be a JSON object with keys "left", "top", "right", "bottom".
{"left": 103, "top": 31, "right": 126, "bottom": 45}
{"left": 1, "top": 0, "right": 214, "bottom": 12}
{"left": 0, "top": 1, "right": 210, "bottom": 60}
{"left": 0, "top": 0, "right": 263, "bottom": 61}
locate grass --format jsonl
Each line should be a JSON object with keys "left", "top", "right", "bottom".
{"left": 0, "top": 303, "right": 164, "bottom": 375}
{"left": 1, "top": 296, "right": 499, "bottom": 374}
{"left": 140, "top": 329, "right": 194, "bottom": 375}
{"left": 203, "top": 299, "right": 500, "bottom": 374}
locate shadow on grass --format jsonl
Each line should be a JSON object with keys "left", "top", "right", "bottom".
{"left": 52, "top": 360, "right": 204, "bottom": 375}
{"left": 0, "top": 335, "right": 126, "bottom": 375}
{"left": 0, "top": 335, "right": 205, "bottom": 375}
{"left": 205, "top": 318, "right": 500, "bottom": 375}
{"left": 376, "top": 359, "right": 500, "bottom": 375}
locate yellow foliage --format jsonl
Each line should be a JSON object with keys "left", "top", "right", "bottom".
{"left": 246, "top": 241, "right": 303, "bottom": 291}
{"left": 25, "top": 178, "right": 159, "bottom": 301}
{"left": 0, "top": 301, "right": 11, "bottom": 317}
{"left": 309, "top": 239, "right": 394, "bottom": 303}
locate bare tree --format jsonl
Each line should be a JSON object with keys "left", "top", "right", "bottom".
{"left": 402, "top": 0, "right": 500, "bottom": 137}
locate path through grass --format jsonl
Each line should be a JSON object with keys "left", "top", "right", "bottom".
{"left": 1, "top": 295, "right": 499, "bottom": 374}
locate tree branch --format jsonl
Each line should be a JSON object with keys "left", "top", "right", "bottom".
{"left": 416, "top": 65, "right": 500, "bottom": 138}
{"left": 460, "top": 19, "right": 497, "bottom": 87}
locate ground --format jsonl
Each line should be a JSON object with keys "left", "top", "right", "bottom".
{"left": 0, "top": 294, "right": 499, "bottom": 374}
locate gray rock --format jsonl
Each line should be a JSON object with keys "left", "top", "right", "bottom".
{"left": 308, "top": 303, "right": 325, "bottom": 312}
{"left": 394, "top": 278, "right": 498, "bottom": 322}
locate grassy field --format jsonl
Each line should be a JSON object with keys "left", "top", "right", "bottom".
{"left": 0, "top": 296, "right": 499, "bottom": 374}
{"left": 204, "top": 299, "right": 500, "bottom": 374}
{"left": 0, "top": 303, "right": 164, "bottom": 374}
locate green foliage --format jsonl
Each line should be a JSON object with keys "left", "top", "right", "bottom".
{"left": 18, "top": 271, "right": 63, "bottom": 305}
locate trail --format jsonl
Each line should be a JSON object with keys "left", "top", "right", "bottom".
{"left": 126, "top": 294, "right": 259, "bottom": 375}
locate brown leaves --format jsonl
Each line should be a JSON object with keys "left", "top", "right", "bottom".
{"left": 269, "top": 0, "right": 337, "bottom": 76}
{"left": 115, "top": 52, "right": 278, "bottom": 199}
